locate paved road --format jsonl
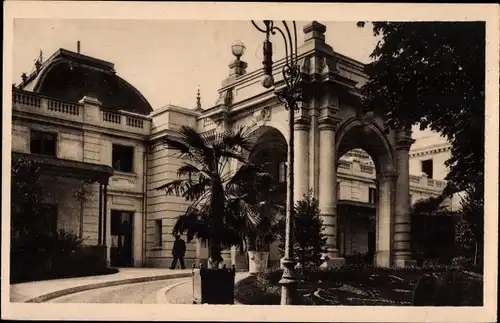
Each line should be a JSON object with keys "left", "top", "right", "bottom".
{"left": 165, "top": 281, "right": 194, "bottom": 304}
{"left": 47, "top": 277, "right": 190, "bottom": 304}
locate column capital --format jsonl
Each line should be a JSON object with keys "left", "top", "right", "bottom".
{"left": 377, "top": 171, "right": 398, "bottom": 183}
{"left": 395, "top": 128, "right": 415, "bottom": 151}
{"left": 318, "top": 104, "right": 340, "bottom": 120}
{"left": 294, "top": 119, "right": 310, "bottom": 131}
{"left": 396, "top": 138, "right": 416, "bottom": 151}
{"left": 318, "top": 116, "right": 341, "bottom": 131}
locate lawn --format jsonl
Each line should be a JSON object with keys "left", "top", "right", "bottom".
{"left": 234, "top": 265, "right": 483, "bottom": 306}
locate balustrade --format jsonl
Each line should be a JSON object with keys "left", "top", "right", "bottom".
{"left": 126, "top": 116, "right": 144, "bottom": 129}
{"left": 102, "top": 110, "right": 121, "bottom": 124}
{"left": 47, "top": 99, "right": 81, "bottom": 115}
{"left": 360, "top": 164, "right": 374, "bottom": 174}
{"left": 12, "top": 89, "right": 150, "bottom": 135}
{"left": 13, "top": 90, "right": 41, "bottom": 108}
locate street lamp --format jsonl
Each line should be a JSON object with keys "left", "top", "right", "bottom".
{"left": 251, "top": 20, "right": 302, "bottom": 305}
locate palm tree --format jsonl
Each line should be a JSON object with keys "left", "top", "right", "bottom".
{"left": 156, "top": 125, "right": 272, "bottom": 268}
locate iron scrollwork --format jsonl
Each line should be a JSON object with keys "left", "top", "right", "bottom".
{"left": 251, "top": 20, "right": 303, "bottom": 112}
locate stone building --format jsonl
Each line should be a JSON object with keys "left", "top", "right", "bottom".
{"left": 11, "top": 21, "right": 452, "bottom": 269}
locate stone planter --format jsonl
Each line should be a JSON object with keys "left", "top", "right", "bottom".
{"left": 192, "top": 264, "right": 236, "bottom": 304}
{"left": 248, "top": 251, "right": 270, "bottom": 275}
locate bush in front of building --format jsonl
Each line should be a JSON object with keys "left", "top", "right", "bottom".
{"left": 11, "top": 230, "right": 117, "bottom": 283}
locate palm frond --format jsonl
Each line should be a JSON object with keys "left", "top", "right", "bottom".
{"left": 224, "top": 126, "right": 256, "bottom": 153}
{"left": 177, "top": 163, "right": 210, "bottom": 180}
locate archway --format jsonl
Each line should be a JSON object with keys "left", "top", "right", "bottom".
{"left": 336, "top": 149, "right": 377, "bottom": 265}
{"left": 335, "top": 118, "right": 396, "bottom": 267}
{"left": 246, "top": 126, "right": 288, "bottom": 267}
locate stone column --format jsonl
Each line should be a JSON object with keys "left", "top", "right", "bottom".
{"left": 318, "top": 116, "right": 344, "bottom": 266}
{"left": 308, "top": 107, "right": 320, "bottom": 198}
{"left": 294, "top": 118, "right": 310, "bottom": 202}
{"left": 393, "top": 131, "right": 416, "bottom": 267}
{"left": 375, "top": 172, "right": 397, "bottom": 267}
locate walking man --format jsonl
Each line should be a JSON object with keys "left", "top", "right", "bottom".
{"left": 170, "top": 234, "right": 186, "bottom": 269}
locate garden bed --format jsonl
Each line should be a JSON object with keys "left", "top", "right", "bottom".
{"left": 234, "top": 265, "right": 483, "bottom": 306}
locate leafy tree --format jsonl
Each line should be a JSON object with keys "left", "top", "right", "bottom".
{"left": 11, "top": 156, "right": 47, "bottom": 241}
{"left": 156, "top": 126, "right": 272, "bottom": 268}
{"left": 409, "top": 196, "right": 456, "bottom": 263}
{"left": 278, "top": 193, "right": 327, "bottom": 271}
{"left": 454, "top": 185, "right": 484, "bottom": 263}
{"left": 357, "top": 22, "right": 485, "bottom": 195}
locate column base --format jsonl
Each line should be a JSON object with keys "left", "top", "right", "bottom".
{"left": 320, "top": 257, "right": 345, "bottom": 268}
{"left": 394, "top": 256, "right": 417, "bottom": 268}
{"left": 375, "top": 250, "right": 391, "bottom": 268}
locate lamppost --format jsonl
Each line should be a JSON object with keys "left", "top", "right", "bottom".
{"left": 251, "top": 20, "right": 302, "bottom": 305}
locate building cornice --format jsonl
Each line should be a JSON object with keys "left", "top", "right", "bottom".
{"left": 409, "top": 143, "right": 452, "bottom": 158}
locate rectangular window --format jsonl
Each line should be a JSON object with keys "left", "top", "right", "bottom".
{"left": 336, "top": 182, "right": 341, "bottom": 198}
{"left": 112, "top": 144, "right": 134, "bottom": 173}
{"left": 369, "top": 187, "right": 377, "bottom": 204}
{"left": 421, "top": 159, "right": 433, "bottom": 179}
{"left": 409, "top": 194, "right": 413, "bottom": 206}
{"left": 30, "top": 130, "right": 57, "bottom": 156}
{"left": 155, "top": 219, "right": 163, "bottom": 247}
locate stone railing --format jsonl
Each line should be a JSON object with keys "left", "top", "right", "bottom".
{"left": 360, "top": 164, "right": 374, "bottom": 174}
{"left": 13, "top": 90, "right": 41, "bottom": 108}
{"left": 47, "top": 98, "right": 81, "bottom": 115}
{"left": 12, "top": 89, "right": 151, "bottom": 135}
{"left": 337, "top": 158, "right": 445, "bottom": 191}
{"left": 102, "top": 110, "right": 121, "bottom": 124}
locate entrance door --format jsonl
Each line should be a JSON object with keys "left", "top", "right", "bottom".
{"left": 110, "top": 210, "right": 133, "bottom": 267}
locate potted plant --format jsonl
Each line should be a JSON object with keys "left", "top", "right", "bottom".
{"left": 247, "top": 212, "right": 281, "bottom": 274}
{"left": 245, "top": 176, "right": 284, "bottom": 274}
{"left": 156, "top": 126, "right": 271, "bottom": 304}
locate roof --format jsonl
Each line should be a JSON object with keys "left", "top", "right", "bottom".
{"left": 17, "top": 49, "right": 153, "bottom": 115}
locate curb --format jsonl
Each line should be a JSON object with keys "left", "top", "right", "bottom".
{"left": 156, "top": 280, "right": 191, "bottom": 304}
{"left": 25, "top": 272, "right": 193, "bottom": 303}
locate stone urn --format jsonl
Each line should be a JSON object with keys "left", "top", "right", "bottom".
{"left": 247, "top": 250, "right": 270, "bottom": 275}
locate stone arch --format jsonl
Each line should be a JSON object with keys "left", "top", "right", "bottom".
{"left": 244, "top": 125, "right": 287, "bottom": 265}
{"left": 247, "top": 125, "right": 288, "bottom": 162}
{"left": 334, "top": 117, "right": 397, "bottom": 267}
{"left": 335, "top": 117, "right": 395, "bottom": 174}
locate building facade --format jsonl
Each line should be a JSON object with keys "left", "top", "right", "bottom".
{"left": 11, "top": 21, "right": 452, "bottom": 269}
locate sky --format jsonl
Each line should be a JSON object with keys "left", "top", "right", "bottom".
{"left": 12, "top": 19, "right": 379, "bottom": 112}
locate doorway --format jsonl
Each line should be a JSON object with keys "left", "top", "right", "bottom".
{"left": 110, "top": 210, "right": 134, "bottom": 267}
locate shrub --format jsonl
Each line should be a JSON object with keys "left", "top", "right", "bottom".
{"left": 411, "top": 270, "right": 483, "bottom": 306}
{"left": 452, "top": 256, "right": 483, "bottom": 274}
{"left": 258, "top": 266, "right": 283, "bottom": 285}
{"left": 234, "top": 275, "right": 280, "bottom": 305}
{"left": 434, "top": 271, "right": 483, "bottom": 306}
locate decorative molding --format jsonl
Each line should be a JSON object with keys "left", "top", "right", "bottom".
{"left": 318, "top": 104, "right": 341, "bottom": 131}
{"left": 409, "top": 145, "right": 451, "bottom": 158}
{"left": 294, "top": 118, "right": 310, "bottom": 131}
{"left": 318, "top": 119, "right": 339, "bottom": 131}
{"left": 376, "top": 171, "right": 398, "bottom": 183}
